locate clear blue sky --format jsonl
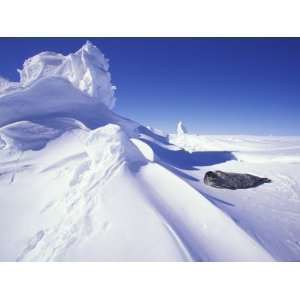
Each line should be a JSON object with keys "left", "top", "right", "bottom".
{"left": 0, "top": 38, "right": 299, "bottom": 135}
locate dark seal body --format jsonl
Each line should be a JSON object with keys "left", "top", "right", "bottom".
{"left": 204, "top": 170, "right": 271, "bottom": 190}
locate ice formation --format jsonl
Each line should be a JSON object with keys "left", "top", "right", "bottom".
{"left": 176, "top": 121, "right": 188, "bottom": 135}
{"left": 14, "top": 41, "right": 116, "bottom": 109}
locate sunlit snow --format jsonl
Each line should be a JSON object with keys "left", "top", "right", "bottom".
{"left": 0, "top": 42, "right": 299, "bottom": 261}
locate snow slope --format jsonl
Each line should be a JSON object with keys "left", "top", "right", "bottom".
{"left": 0, "top": 42, "right": 299, "bottom": 261}
{"left": 169, "top": 133, "right": 300, "bottom": 261}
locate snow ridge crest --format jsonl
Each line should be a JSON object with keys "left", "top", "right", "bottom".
{"left": 2, "top": 41, "right": 116, "bottom": 109}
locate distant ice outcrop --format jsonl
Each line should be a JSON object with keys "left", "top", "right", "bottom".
{"left": 176, "top": 121, "right": 188, "bottom": 135}
{"left": 14, "top": 41, "right": 116, "bottom": 109}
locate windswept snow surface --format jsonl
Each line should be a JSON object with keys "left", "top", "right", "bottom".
{"left": 0, "top": 43, "right": 299, "bottom": 261}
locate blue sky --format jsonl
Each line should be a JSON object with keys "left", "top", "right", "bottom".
{"left": 0, "top": 38, "right": 299, "bottom": 135}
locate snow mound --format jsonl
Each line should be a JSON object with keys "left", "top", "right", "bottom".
{"left": 85, "top": 124, "right": 146, "bottom": 168}
{"left": 3, "top": 41, "right": 115, "bottom": 109}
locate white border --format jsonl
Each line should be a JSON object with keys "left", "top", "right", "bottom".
{"left": 0, "top": 1, "right": 299, "bottom": 299}
{"left": 0, "top": 262, "right": 299, "bottom": 300}
{"left": 0, "top": 0, "right": 300, "bottom": 37}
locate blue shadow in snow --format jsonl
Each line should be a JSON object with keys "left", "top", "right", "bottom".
{"left": 160, "top": 162, "right": 200, "bottom": 181}
{"left": 201, "top": 191, "right": 235, "bottom": 207}
{"left": 140, "top": 139, "right": 236, "bottom": 170}
{"left": 137, "top": 126, "right": 169, "bottom": 143}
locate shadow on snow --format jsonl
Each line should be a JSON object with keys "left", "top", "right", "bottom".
{"left": 140, "top": 138, "right": 235, "bottom": 170}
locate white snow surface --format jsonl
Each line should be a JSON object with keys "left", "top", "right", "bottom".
{"left": 0, "top": 43, "right": 300, "bottom": 261}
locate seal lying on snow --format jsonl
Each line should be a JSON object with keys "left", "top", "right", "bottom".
{"left": 204, "top": 170, "right": 271, "bottom": 190}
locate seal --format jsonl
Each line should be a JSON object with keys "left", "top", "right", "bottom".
{"left": 204, "top": 170, "right": 271, "bottom": 190}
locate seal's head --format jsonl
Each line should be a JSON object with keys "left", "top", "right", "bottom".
{"left": 204, "top": 171, "right": 219, "bottom": 185}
